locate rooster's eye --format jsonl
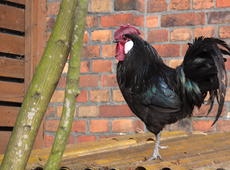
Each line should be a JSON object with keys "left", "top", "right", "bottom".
{"left": 122, "top": 34, "right": 127, "bottom": 40}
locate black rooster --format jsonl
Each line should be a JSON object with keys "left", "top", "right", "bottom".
{"left": 114, "top": 25, "right": 229, "bottom": 160}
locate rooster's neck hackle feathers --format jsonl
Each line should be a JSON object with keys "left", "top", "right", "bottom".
{"left": 117, "top": 34, "right": 172, "bottom": 92}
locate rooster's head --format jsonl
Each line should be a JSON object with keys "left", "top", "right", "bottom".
{"left": 114, "top": 25, "right": 141, "bottom": 61}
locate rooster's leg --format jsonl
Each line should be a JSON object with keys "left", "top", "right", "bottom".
{"left": 147, "top": 132, "right": 162, "bottom": 160}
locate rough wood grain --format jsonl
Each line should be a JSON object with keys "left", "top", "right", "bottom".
{"left": 0, "top": 106, "right": 20, "bottom": 127}
{"left": 0, "top": 58, "right": 24, "bottom": 78}
{"left": 5, "top": 0, "right": 25, "bottom": 5}
{"left": 0, "top": 131, "right": 11, "bottom": 154}
{"left": 0, "top": 33, "right": 24, "bottom": 55}
{"left": 0, "top": 4, "right": 25, "bottom": 32}
{"left": 0, "top": 81, "right": 24, "bottom": 102}
{"left": 0, "top": 132, "right": 226, "bottom": 170}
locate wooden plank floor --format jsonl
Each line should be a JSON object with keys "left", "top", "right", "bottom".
{"left": 1, "top": 131, "right": 230, "bottom": 169}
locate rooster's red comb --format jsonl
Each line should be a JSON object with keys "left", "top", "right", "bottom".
{"left": 114, "top": 24, "right": 141, "bottom": 40}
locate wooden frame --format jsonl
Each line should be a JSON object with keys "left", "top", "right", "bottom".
{"left": 25, "top": 0, "right": 47, "bottom": 148}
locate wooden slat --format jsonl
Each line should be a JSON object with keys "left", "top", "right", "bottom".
{"left": 0, "top": 106, "right": 19, "bottom": 126}
{"left": 0, "top": 81, "right": 24, "bottom": 102}
{"left": 0, "top": 33, "right": 24, "bottom": 55}
{"left": 0, "top": 57, "right": 24, "bottom": 78}
{"left": 0, "top": 4, "right": 25, "bottom": 32}
{"left": 6, "top": 0, "right": 25, "bottom": 5}
{"left": 0, "top": 131, "right": 11, "bottom": 154}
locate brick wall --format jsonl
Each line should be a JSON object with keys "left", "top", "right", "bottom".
{"left": 44, "top": 0, "right": 230, "bottom": 147}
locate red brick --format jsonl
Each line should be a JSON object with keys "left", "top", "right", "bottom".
{"left": 44, "top": 135, "right": 55, "bottom": 147}
{"left": 45, "top": 106, "right": 56, "bottom": 117}
{"left": 79, "top": 75, "right": 100, "bottom": 88}
{"left": 148, "top": 0, "right": 167, "bottom": 12}
{"left": 168, "top": 118, "right": 191, "bottom": 131}
{"left": 63, "top": 62, "right": 68, "bottom": 73}
{"left": 91, "top": 30, "right": 113, "bottom": 42}
{"left": 50, "top": 90, "right": 64, "bottom": 103}
{"left": 146, "top": 16, "right": 159, "bottom": 28}
{"left": 228, "top": 72, "right": 230, "bottom": 86}
{"left": 153, "top": 44, "right": 180, "bottom": 57}
{"left": 133, "top": 15, "right": 145, "bottom": 27}
{"left": 100, "top": 105, "right": 134, "bottom": 117}
{"left": 208, "top": 11, "right": 230, "bottom": 24}
{"left": 112, "top": 119, "right": 137, "bottom": 132}
{"left": 46, "top": 17, "right": 55, "bottom": 31}
{"left": 86, "top": 16, "right": 99, "bottom": 28}
{"left": 102, "top": 44, "right": 116, "bottom": 57}
{"left": 181, "top": 44, "right": 189, "bottom": 56}
{"left": 90, "top": 120, "right": 109, "bottom": 133}
{"left": 192, "top": 120, "right": 215, "bottom": 132}
{"left": 193, "top": 0, "right": 214, "bottom": 9}
{"left": 136, "top": 0, "right": 145, "bottom": 12}
{"left": 217, "top": 0, "right": 230, "bottom": 7}
{"left": 225, "top": 88, "right": 230, "bottom": 101}
{"left": 101, "top": 13, "right": 143, "bottom": 27}
{"left": 77, "top": 135, "right": 96, "bottom": 143}
{"left": 82, "top": 45, "right": 100, "bottom": 58}
{"left": 133, "top": 119, "right": 145, "bottom": 131}
{"left": 44, "top": 134, "right": 74, "bottom": 146}
{"left": 88, "top": 0, "right": 113, "bottom": 12}
{"left": 225, "top": 59, "right": 230, "bottom": 71}
{"left": 90, "top": 89, "right": 110, "bottom": 102}
{"left": 112, "top": 89, "right": 125, "bottom": 102}
{"left": 47, "top": 2, "right": 60, "bottom": 16}
{"left": 194, "top": 26, "right": 215, "bottom": 38}
{"left": 217, "top": 120, "right": 230, "bottom": 132}
{"left": 92, "top": 60, "right": 112, "bottom": 73}
{"left": 170, "top": 28, "right": 192, "bottom": 41}
{"left": 114, "top": 0, "right": 137, "bottom": 11}
{"left": 170, "top": 0, "right": 190, "bottom": 10}
{"left": 80, "top": 61, "right": 90, "bottom": 73}
{"left": 76, "top": 90, "right": 88, "bottom": 103}
{"left": 167, "top": 59, "right": 183, "bottom": 68}
{"left": 72, "top": 120, "right": 86, "bottom": 133}
{"left": 193, "top": 104, "right": 227, "bottom": 117}
{"left": 78, "top": 105, "right": 99, "bottom": 117}
{"left": 68, "top": 135, "right": 75, "bottom": 144}
{"left": 57, "top": 76, "right": 66, "bottom": 88}
{"left": 83, "top": 31, "right": 89, "bottom": 43}
{"left": 148, "top": 30, "right": 168, "bottom": 42}
{"left": 57, "top": 106, "right": 63, "bottom": 117}
{"left": 101, "top": 74, "right": 118, "bottom": 87}
{"left": 219, "top": 26, "right": 230, "bottom": 39}
{"left": 45, "top": 120, "right": 59, "bottom": 131}
{"left": 162, "top": 13, "right": 205, "bottom": 27}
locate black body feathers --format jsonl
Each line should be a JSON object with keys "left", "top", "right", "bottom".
{"left": 117, "top": 35, "right": 229, "bottom": 135}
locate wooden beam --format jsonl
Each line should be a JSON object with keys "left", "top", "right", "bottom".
{"left": 0, "top": 4, "right": 25, "bottom": 32}
{"left": 0, "top": 106, "right": 20, "bottom": 127}
{"left": 24, "top": 0, "right": 46, "bottom": 88}
{"left": 0, "top": 81, "right": 24, "bottom": 103}
{"left": 6, "top": 0, "right": 25, "bottom": 5}
{"left": 24, "top": 0, "right": 48, "bottom": 149}
{"left": 0, "top": 58, "right": 24, "bottom": 79}
{"left": 0, "top": 131, "right": 11, "bottom": 154}
{"left": 0, "top": 33, "right": 24, "bottom": 55}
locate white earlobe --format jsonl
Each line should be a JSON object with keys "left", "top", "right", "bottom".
{"left": 124, "top": 40, "right": 134, "bottom": 54}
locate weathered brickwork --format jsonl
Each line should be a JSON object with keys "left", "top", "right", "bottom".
{"left": 45, "top": 0, "right": 230, "bottom": 146}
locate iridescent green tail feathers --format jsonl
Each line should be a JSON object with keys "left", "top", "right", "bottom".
{"left": 176, "top": 37, "right": 229, "bottom": 125}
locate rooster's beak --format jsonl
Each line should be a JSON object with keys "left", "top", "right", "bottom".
{"left": 113, "top": 40, "right": 119, "bottom": 43}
